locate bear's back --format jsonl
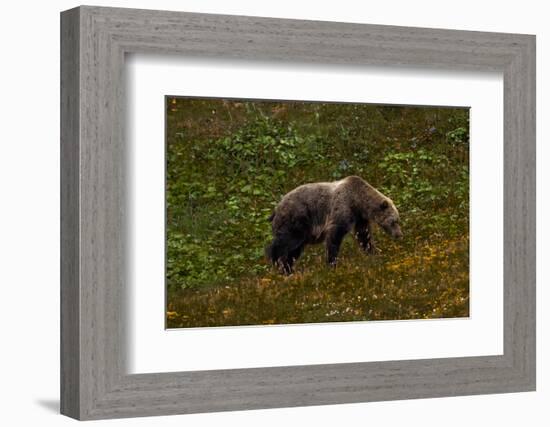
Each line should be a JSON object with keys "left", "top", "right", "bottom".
{"left": 273, "top": 180, "right": 341, "bottom": 226}
{"left": 278, "top": 182, "right": 333, "bottom": 210}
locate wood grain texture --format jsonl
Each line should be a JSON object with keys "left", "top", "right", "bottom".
{"left": 60, "top": 5, "right": 536, "bottom": 420}
{"left": 60, "top": 7, "right": 80, "bottom": 419}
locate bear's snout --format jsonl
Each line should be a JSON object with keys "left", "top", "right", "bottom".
{"left": 393, "top": 227, "right": 403, "bottom": 239}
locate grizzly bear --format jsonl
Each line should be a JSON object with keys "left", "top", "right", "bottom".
{"left": 266, "top": 175, "right": 402, "bottom": 274}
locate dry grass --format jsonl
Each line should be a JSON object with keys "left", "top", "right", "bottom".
{"left": 166, "top": 235, "right": 469, "bottom": 328}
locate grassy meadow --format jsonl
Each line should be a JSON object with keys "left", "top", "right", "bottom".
{"left": 165, "top": 98, "right": 469, "bottom": 328}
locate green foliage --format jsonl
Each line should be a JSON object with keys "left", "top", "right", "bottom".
{"left": 165, "top": 98, "right": 470, "bottom": 326}
{"left": 378, "top": 148, "right": 468, "bottom": 237}
{"left": 446, "top": 126, "right": 469, "bottom": 144}
{"left": 167, "top": 115, "right": 323, "bottom": 290}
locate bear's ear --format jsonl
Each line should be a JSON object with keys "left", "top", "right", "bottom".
{"left": 379, "top": 200, "right": 389, "bottom": 210}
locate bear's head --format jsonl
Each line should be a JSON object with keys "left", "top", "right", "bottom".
{"left": 374, "top": 199, "right": 403, "bottom": 239}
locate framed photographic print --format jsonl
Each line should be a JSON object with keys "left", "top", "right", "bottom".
{"left": 163, "top": 98, "right": 469, "bottom": 329}
{"left": 61, "top": 5, "right": 536, "bottom": 420}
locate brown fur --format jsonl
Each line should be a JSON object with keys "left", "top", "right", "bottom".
{"left": 266, "top": 175, "right": 402, "bottom": 273}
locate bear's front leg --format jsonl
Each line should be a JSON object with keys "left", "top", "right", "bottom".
{"left": 326, "top": 225, "right": 349, "bottom": 267}
{"left": 354, "top": 218, "right": 376, "bottom": 255}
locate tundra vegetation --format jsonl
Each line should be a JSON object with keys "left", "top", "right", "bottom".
{"left": 166, "top": 98, "right": 469, "bottom": 328}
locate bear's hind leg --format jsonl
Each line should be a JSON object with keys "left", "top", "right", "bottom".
{"left": 267, "top": 234, "right": 304, "bottom": 275}
{"left": 279, "top": 238, "right": 306, "bottom": 274}
{"left": 286, "top": 243, "right": 304, "bottom": 272}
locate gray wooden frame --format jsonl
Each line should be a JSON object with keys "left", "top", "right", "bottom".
{"left": 60, "top": 5, "right": 536, "bottom": 420}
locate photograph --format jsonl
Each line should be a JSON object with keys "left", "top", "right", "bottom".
{"left": 49, "top": 2, "right": 537, "bottom": 422}
{"left": 165, "top": 98, "right": 470, "bottom": 328}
